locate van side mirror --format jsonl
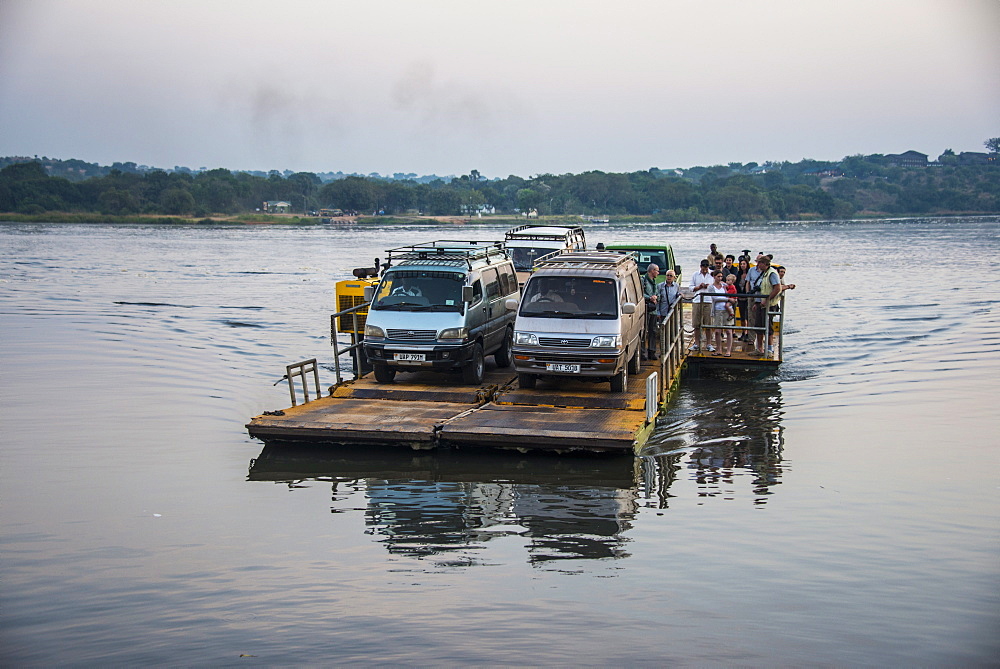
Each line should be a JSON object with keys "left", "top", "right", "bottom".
{"left": 363, "top": 285, "right": 374, "bottom": 302}
{"left": 462, "top": 285, "right": 474, "bottom": 303}
{"left": 674, "top": 264, "right": 682, "bottom": 276}
{"left": 621, "top": 302, "right": 636, "bottom": 315}
{"left": 505, "top": 297, "right": 519, "bottom": 311}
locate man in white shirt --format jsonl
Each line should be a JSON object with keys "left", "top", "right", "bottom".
{"left": 689, "top": 258, "right": 714, "bottom": 351}
{"left": 391, "top": 276, "right": 422, "bottom": 297}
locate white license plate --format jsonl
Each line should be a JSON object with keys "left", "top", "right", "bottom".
{"left": 394, "top": 353, "right": 426, "bottom": 362}
{"left": 546, "top": 363, "right": 580, "bottom": 373}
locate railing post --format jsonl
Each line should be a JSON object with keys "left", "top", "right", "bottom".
{"left": 646, "top": 371, "right": 659, "bottom": 422}
{"left": 330, "top": 314, "right": 343, "bottom": 385}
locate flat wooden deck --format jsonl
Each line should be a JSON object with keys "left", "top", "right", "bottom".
{"left": 247, "top": 362, "right": 664, "bottom": 453}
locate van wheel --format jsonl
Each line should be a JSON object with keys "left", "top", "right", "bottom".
{"left": 373, "top": 363, "right": 396, "bottom": 383}
{"left": 628, "top": 348, "right": 641, "bottom": 374}
{"left": 463, "top": 343, "right": 485, "bottom": 385}
{"left": 518, "top": 373, "right": 536, "bottom": 389}
{"left": 494, "top": 329, "right": 513, "bottom": 368}
{"left": 610, "top": 363, "right": 628, "bottom": 392}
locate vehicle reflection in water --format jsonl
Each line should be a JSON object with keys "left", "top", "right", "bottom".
{"left": 639, "top": 379, "right": 785, "bottom": 506}
{"left": 248, "top": 446, "right": 639, "bottom": 567}
{"left": 248, "top": 381, "right": 785, "bottom": 564}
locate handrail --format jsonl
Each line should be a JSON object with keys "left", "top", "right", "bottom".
{"left": 285, "top": 359, "right": 321, "bottom": 407}
{"left": 329, "top": 300, "right": 372, "bottom": 385}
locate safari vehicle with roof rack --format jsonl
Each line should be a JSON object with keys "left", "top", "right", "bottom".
{"left": 603, "top": 242, "right": 681, "bottom": 283}
{"left": 506, "top": 250, "right": 645, "bottom": 392}
{"left": 362, "top": 240, "right": 519, "bottom": 385}
{"left": 503, "top": 224, "right": 587, "bottom": 284}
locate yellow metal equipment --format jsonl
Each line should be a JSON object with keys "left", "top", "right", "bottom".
{"left": 334, "top": 277, "right": 378, "bottom": 334}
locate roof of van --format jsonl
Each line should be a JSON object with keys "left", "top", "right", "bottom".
{"left": 604, "top": 243, "right": 673, "bottom": 250}
{"left": 383, "top": 240, "right": 509, "bottom": 270}
{"left": 529, "top": 250, "right": 636, "bottom": 278}
{"left": 505, "top": 225, "right": 585, "bottom": 239}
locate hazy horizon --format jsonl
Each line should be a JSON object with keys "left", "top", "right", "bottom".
{"left": 1, "top": 0, "right": 997, "bottom": 179}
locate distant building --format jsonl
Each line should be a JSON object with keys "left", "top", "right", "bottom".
{"left": 263, "top": 200, "right": 291, "bottom": 213}
{"left": 885, "top": 151, "right": 928, "bottom": 168}
{"left": 958, "top": 152, "right": 994, "bottom": 166}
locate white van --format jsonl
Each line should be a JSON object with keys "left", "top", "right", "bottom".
{"left": 506, "top": 251, "right": 645, "bottom": 392}
{"left": 362, "top": 241, "right": 519, "bottom": 385}
{"left": 503, "top": 225, "right": 587, "bottom": 284}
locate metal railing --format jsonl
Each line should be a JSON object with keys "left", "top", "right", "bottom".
{"left": 284, "top": 359, "right": 321, "bottom": 406}
{"left": 329, "top": 301, "right": 372, "bottom": 385}
{"left": 683, "top": 291, "right": 786, "bottom": 357}
{"left": 655, "top": 299, "right": 686, "bottom": 399}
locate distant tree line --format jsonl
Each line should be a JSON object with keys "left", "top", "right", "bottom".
{"left": 1, "top": 147, "right": 998, "bottom": 220}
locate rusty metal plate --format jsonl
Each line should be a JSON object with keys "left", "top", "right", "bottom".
{"left": 440, "top": 404, "right": 648, "bottom": 452}
{"left": 248, "top": 398, "right": 474, "bottom": 444}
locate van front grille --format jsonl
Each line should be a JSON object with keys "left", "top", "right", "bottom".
{"left": 387, "top": 329, "right": 437, "bottom": 341}
{"left": 538, "top": 337, "right": 591, "bottom": 347}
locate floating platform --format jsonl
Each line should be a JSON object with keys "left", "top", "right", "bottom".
{"left": 246, "top": 304, "right": 785, "bottom": 454}
{"left": 247, "top": 364, "right": 662, "bottom": 454}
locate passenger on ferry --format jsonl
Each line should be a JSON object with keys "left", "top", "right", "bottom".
{"left": 736, "top": 257, "right": 752, "bottom": 341}
{"left": 722, "top": 254, "right": 739, "bottom": 281}
{"left": 641, "top": 263, "right": 660, "bottom": 359}
{"left": 709, "top": 271, "right": 733, "bottom": 356}
{"left": 656, "top": 269, "right": 681, "bottom": 320}
{"left": 689, "top": 259, "right": 714, "bottom": 351}
{"left": 724, "top": 273, "right": 738, "bottom": 321}
{"left": 656, "top": 269, "right": 681, "bottom": 355}
{"left": 775, "top": 265, "right": 795, "bottom": 292}
{"left": 713, "top": 255, "right": 726, "bottom": 276}
{"left": 752, "top": 256, "right": 782, "bottom": 356}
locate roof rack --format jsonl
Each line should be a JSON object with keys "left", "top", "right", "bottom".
{"left": 504, "top": 224, "right": 584, "bottom": 240}
{"left": 384, "top": 240, "right": 507, "bottom": 270}
{"left": 534, "top": 250, "right": 637, "bottom": 272}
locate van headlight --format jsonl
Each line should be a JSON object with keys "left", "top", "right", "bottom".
{"left": 439, "top": 327, "right": 469, "bottom": 341}
{"left": 591, "top": 335, "right": 620, "bottom": 348}
{"left": 364, "top": 324, "right": 385, "bottom": 338}
{"left": 514, "top": 331, "right": 538, "bottom": 345}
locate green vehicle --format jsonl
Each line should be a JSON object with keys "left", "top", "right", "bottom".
{"left": 604, "top": 243, "right": 681, "bottom": 283}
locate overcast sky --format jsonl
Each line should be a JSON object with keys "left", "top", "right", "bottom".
{"left": 1, "top": 0, "right": 997, "bottom": 178}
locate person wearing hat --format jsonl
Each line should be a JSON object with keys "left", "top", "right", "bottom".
{"left": 689, "top": 258, "right": 714, "bottom": 351}
{"left": 752, "top": 256, "right": 781, "bottom": 356}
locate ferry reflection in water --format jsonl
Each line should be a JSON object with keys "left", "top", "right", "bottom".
{"left": 249, "top": 446, "right": 639, "bottom": 566}
{"left": 639, "top": 379, "right": 786, "bottom": 506}
{"left": 248, "top": 380, "right": 784, "bottom": 563}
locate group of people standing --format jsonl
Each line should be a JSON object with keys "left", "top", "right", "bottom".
{"left": 689, "top": 245, "right": 794, "bottom": 357}
{"left": 641, "top": 244, "right": 795, "bottom": 360}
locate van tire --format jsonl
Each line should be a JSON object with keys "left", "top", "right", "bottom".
{"left": 494, "top": 328, "right": 513, "bottom": 367}
{"left": 463, "top": 343, "right": 485, "bottom": 384}
{"left": 628, "top": 347, "right": 641, "bottom": 374}
{"left": 610, "top": 363, "right": 628, "bottom": 392}
{"left": 518, "top": 373, "right": 537, "bottom": 389}
{"left": 373, "top": 363, "right": 396, "bottom": 383}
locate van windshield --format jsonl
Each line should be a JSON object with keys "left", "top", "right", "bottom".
{"left": 508, "top": 246, "right": 563, "bottom": 271}
{"left": 371, "top": 270, "right": 465, "bottom": 312}
{"left": 520, "top": 277, "right": 618, "bottom": 319}
{"left": 634, "top": 250, "right": 668, "bottom": 275}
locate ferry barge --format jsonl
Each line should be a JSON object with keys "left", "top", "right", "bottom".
{"left": 247, "top": 248, "right": 784, "bottom": 454}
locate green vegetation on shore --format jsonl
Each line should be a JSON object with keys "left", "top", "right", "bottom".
{"left": 2, "top": 147, "right": 998, "bottom": 223}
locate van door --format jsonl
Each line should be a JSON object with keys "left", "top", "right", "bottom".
{"left": 624, "top": 271, "right": 643, "bottom": 351}
{"left": 480, "top": 267, "right": 503, "bottom": 352}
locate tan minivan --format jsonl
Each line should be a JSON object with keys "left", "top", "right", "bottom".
{"left": 506, "top": 251, "right": 645, "bottom": 392}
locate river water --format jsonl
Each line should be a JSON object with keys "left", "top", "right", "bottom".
{"left": 2, "top": 217, "right": 998, "bottom": 666}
